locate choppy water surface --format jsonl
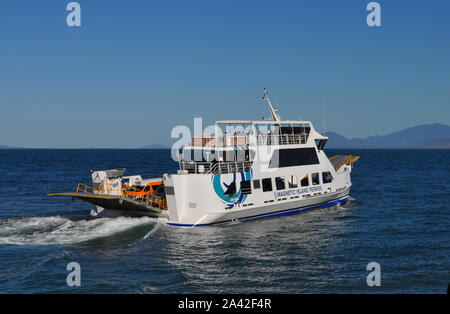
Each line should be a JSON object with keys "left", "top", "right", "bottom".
{"left": 0, "top": 149, "right": 448, "bottom": 293}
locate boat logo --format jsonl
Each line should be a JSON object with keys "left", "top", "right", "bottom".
{"left": 212, "top": 171, "right": 252, "bottom": 206}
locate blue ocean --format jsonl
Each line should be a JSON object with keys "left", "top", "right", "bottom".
{"left": 0, "top": 149, "right": 448, "bottom": 293}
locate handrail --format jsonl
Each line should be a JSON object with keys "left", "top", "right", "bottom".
{"left": 189, "top": 134, "right": 309, "bottom": 147}
{"left": 256, "top": 134, "right": 308, "bottom": 146}
{"left": 77, "top": 182, "right": 121, "bottom": 196}
{"left": 121, "top": 185, "right": 167, "bottom": 210}
{"left": 207, "top": 163, "right": 219, "bottom": 175}
{"left": 76, "top": 183, "right": 99, "bottom": 195}
{"left": 180, "top": 160, "right": 253, "bottom": 175}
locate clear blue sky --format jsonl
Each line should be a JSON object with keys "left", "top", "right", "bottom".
{"left": 1, "top": 0, "right": 449, "bottom": 148}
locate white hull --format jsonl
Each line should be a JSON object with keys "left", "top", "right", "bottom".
{"left": 167, "top": 189, "right": 350, "bottom": 227}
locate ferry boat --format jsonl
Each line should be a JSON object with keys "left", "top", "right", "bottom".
{"left": 49, "top": 89, "right": 359, "bottom": 227}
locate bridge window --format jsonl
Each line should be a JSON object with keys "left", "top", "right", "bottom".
{"left": 315, "top": 139, "right": 327, "bottom": 151}
{"left": 312, "top": 173, "right": 320, "bottom": 185}
{"left": 236, "top": 150, "right": 246, "bottom": 162}
{"left": 204, "top": 149, "right": 216, "bottom": 162}
{"left": 275, "top": 177, "right": 286, "bottom": 190}
{"left": 224, "top": 150, "right": 236, "bottom": 162}
{"left": 253, "top": 179, "right": 261, "bottom": 189}
{"left": 288, "top": 175, "right": 298, "bottom": 188}
{"left": 322, "top": 171, "right": 333, "bottom": 184}
{"left": 182, "top": 148, "right": 217, "bottom": 162}
{"left": 240, "top": 180, "right": 252, "bottom": 195}
{"left": 262, "top": 178, "right": 273, "bottom": 192}
{"left": 269, "top": 148, "right": 319, "bottom": 168}
{"left": 300, "top": 174, "right": 309, "bottom": 187}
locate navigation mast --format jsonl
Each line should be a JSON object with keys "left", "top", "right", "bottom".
{"left": 263, "top": 88, "right": 280, "bottom": 121}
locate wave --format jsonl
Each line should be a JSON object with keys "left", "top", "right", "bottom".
{"left": 0, "top": 215, "right": 160, "bottom": 246}
{"left": 343, "top": 196, "right": 362, "bottom": 208}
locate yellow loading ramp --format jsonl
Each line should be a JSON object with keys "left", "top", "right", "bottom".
{"left": 328, "top": 155, "right": 360, "bottom": 171}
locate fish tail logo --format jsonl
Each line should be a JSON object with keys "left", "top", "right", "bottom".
{"left": 212, "top": 171, "right": 252, "bottom": 206}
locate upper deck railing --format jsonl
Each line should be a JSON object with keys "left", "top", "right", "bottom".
{"left": 256, "top": 134, "right": 308, "bottom": 146}
{"left": 178, "top": 160, "right": 253, "bottom": 175}
{"left": 190, "top": 133, "right": 309, "bottom": 148}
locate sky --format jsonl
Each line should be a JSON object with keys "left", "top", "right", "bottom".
{"left": 0, "top": 0, "right": 449, "bottom": 148}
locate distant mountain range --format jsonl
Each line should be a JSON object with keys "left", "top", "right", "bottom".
{"left": 2, "top": 124, "right": 449, "bottom": 149}
{"left": 325, "top": 123, "right": 450, "bottom": 149}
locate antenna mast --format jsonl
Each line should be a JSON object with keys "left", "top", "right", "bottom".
{"left": 263, "top": 88, "right": 280, "bottom": 121}
{"left": 322, "top": 98, "right": 326, "bottom": 135}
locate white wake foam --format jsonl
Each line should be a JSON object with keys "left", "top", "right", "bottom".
{"left": 0, "top": 216, "right": 158, "bottom": 245}
{"left": 143, "top": 223, "right": 160, "bottom": 240}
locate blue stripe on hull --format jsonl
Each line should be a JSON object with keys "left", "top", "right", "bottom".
{"left": 168, "top": 195, "right": 349, "bottom": 227}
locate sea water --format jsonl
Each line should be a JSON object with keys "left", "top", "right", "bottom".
{"left": 0, "top": 149, "right": 448, "bottom": 293}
